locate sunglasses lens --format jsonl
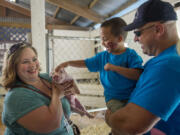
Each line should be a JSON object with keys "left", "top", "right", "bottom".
{"left": 134, "top": 31, "right": 141, "bottom": 37}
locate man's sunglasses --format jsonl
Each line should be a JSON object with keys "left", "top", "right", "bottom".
{"left": 134, "top": 24, "right": 155, "bottom": 37}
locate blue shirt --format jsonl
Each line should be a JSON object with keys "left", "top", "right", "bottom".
{"left": 129, "top": 45, "right": 180, "bottom": 135}
{"left": 2, "top": 73, "right": 74, "bottom": 135}
{"left": 85, "top": 48, "right": 143, "bottom": 102}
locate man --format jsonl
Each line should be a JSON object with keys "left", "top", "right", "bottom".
{"left": 105, "top": 0, "right": 180, "bottom": 135}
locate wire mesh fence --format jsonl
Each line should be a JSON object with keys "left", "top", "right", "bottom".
{"left": 48, "top": 34, "right": 106, "bottom": 108}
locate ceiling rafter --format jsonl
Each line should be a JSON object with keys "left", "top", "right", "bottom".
{"left": 0, "top": 0, "right": 65, "bottom": 24}
{"left": 46, "top": 16, "right": 66, "bottom": 25}
{"left": 0, "top": 22, "right": 88, "bottom": 30}
{"left": 70, "top": 15, "right": 80, "bottom": 24}
{"left": 0, "top": 0, "right": 30, "bottom": 17}
{"left": 0, "top": 0, "right": 87, "bottom": 30}
{"left": 53, "top": 7, "right": 61, "bottom": 18}
{"left": 46, "top": 0, "right": 104, "bottom": 23}
{"left": 88, "top": 0, "right": 99, "bottom": 8}
{"left": 46, "top": 24, "right": 89, "bottom": 31}
{"left": 0, "top": 21, "right": 30, "bottom": 28}
{"left": 70, "top": 0, "right": 99, "bottom": 25}
{"left": 0, "top": 6, "right": 6, "bottom": 17}
{"left": 108, "top": 0, "right": 137, "bottom": 18}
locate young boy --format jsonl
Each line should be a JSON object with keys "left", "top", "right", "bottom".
{"left": 55, "top": 17, "right": 143, "bottom": 113}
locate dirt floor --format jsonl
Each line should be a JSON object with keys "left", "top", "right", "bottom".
{"left": 71, "top": 111, "right": 111, "bottom": 135}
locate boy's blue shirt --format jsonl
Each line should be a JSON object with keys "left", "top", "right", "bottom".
{"left": 85, "top": 48, "right": 143, "bottom": 102}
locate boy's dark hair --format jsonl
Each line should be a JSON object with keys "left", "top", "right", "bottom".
{"left": 101, "top": 17, "right": 127, "bottom": 40}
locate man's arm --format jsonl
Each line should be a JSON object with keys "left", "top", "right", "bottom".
{"left": 105, "top": 103, "right": 160, "bottom": 135}
{"left": 104, "top": 63, "right": 143, "bottom": 80}
{"left": 55, "top": 60, "right": 86, "bottom": 72}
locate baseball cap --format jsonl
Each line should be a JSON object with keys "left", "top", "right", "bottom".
{"left": 124, "top": 0, "right": 177, "bottom": 31}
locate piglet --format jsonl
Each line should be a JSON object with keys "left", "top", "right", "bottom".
{"left": 52, "top": 69, "right": 94, "bottom": 118}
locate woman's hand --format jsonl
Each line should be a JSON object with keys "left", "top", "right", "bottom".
{"left": 52, "top": 80, "right": 73, "bottom": 98}
{"left": 52, "top": 82, "right": 64, "bottom": 99}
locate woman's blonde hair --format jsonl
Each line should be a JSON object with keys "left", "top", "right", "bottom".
{"left": 1, "top": 42, "right": 38, "bottom": 90}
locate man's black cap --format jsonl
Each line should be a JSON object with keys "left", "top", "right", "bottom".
{"left": 124, "top": 0, "right": 177, "bottom": 31}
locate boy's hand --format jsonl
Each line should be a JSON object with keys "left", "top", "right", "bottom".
{"left": 55, "top": 62, "right": 69, "bottom": 72}
{"left": 104, "top": 63, "right": 113, "bottom": 71}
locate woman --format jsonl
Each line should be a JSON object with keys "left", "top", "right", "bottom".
{"left": 1, "top": 42, "right": 74, "bottom": 135}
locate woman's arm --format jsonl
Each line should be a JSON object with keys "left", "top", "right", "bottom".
{"left": 17, "top": 83, "right": 68, "bottom": 133}
{"left": 104, "top": 63, "right": 143, "bottom": 80}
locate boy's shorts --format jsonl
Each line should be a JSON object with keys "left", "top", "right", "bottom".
{"left": 106, "top": 99, "right": 128, "bottom": 113}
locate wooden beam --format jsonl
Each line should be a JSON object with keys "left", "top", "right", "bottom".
{"left": 46, "top": 0, "right": 104, "bottom": 23}
{"left": 71, "top": 0, "right": 99, "bottom": 25}
{"left": 0, "top": 22, "right": 31, "bottom": 28}
{"left": 6, "top": 8, "right": 30, "bottom": 18}
{"left": 0, "top": 6, "right": 6, "bottom": 17}
{"left": 70, "top": 15, "right": 80, "bottom": 24}
{"left": 0, "top": 0, "right": 31, "bottom": 17}
{"left": 108, "top": 0, "right": 138, "bottom": 17}
{"left": 88, "top": 0, "right": 99, "bottom": 8}
{"left": 53, "top": 7, "right": 61, "bottom": 18}
{"left": 46, "top": 24, "right": 89, "bottom": 31}
{"left": 0, "top": 22, "right": 86, "bottom": 31}
{"left": 0, "top": 0, "right": 67, "bottom": 25}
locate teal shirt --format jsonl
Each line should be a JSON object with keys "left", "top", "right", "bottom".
{"left": 2, "top": 73, "right": 74, "bottom": 135}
